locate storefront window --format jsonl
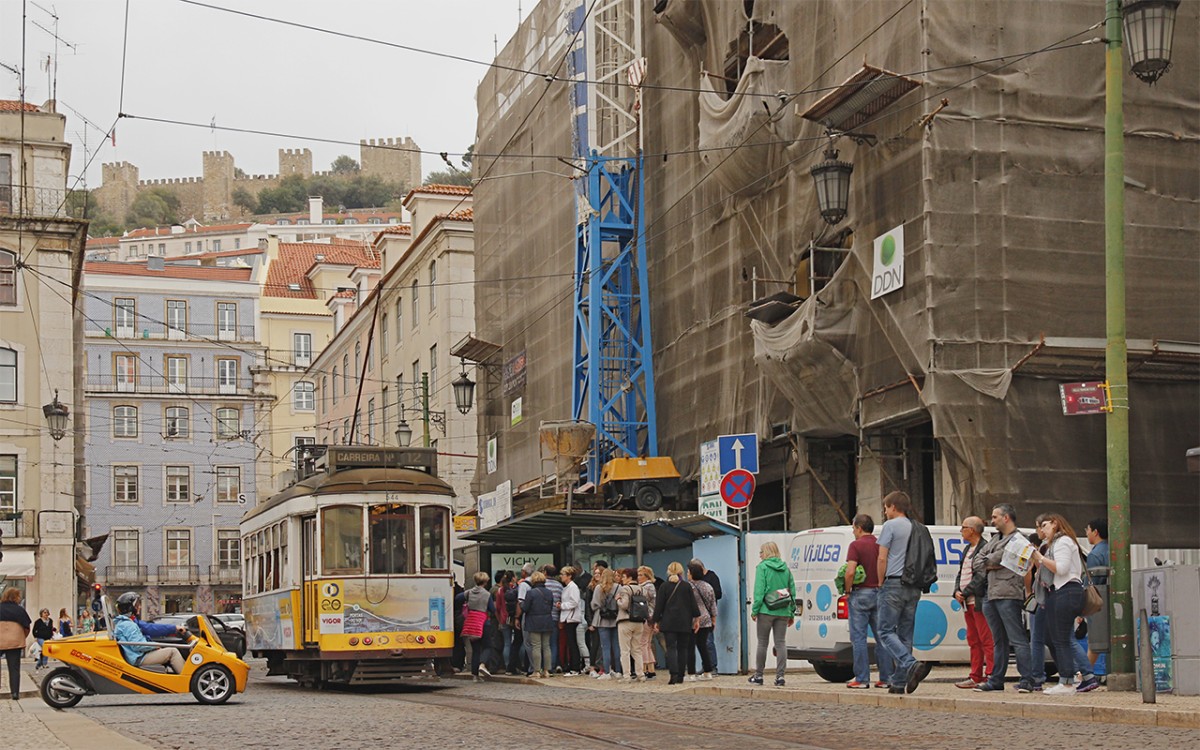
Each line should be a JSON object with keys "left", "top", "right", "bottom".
{"left": 369, "top": 503, "right": 413, "bottom": 574}
{"left": 321, "top": 505, "right": 363, "bottom": 575}
{"left": 419, "top": 505, "right": 449, "bottom": 573}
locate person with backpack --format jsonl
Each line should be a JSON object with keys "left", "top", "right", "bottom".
{"left": 589, "top": 568, "right": 621, "bottom": 679}
{"left": 749, "top": 542, "right": 795, "bottom": 687}
{"left": 494, "top": 571, "right": 515, "bottom": 673}
{"left": 615, "top": 568, "right": 649, "bottom": 682}
{"left": 651, "top": 561, "right": 701, "bottom": 685}
{"left": 687, "top": 562, "right": 718, "bottom": 680}
{"left": 875, "top": 490, "right": 935, "bottom": 695}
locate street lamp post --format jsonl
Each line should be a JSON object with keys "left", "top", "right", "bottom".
{"left": 1104, "top": 0, "right": 1179, "bottom": 689}
{"left": 393, "top": 363, "right": 475, "bottom": 448}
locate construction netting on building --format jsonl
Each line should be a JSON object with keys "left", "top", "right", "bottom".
{"left": 473, "top": 0, "right": 1199, "bottom": 544}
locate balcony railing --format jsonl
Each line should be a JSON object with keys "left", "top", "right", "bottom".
{"left": 0, "top": 184, "right": 68, "bottom": 218}
{"left": 86, "top": 374, "right": 258, "bottom": 396}
{"left": 86, "top": 321, "right": 257, "bottom": 343}
{"left": 0, "top": 510, "right": 35, "bottom": 540}
{"left": 157, "top": 565, "right": 201, "bottom": 585}
{"left": 104, "top": 565, "right": 148, "bottom": 585}
{"left": 208, "top": 565, "right": 242, "bottom": 585}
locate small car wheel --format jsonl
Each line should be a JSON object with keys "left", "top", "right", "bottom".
{"left": 191, "top": 663, "right": 235, "bottom": 705}
{"left": 41, "top": 668, "right": 86, "bottom": 708}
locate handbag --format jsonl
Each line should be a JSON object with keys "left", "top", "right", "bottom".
{"left": 764, "top": 588, "right": 793, "bottom": 608}
{"left": 1022, "top": 592, "right": 1038, "bottom": 614}
{"left": 1080, "top": 573, "right": 1103, "bottom": 618}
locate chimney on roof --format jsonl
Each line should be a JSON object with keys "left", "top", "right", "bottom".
{"left": 147, "top": 256, "right": 165, "bottom": 271}
{"left": 309, "top": 196, "right": 323, "bottom": 226}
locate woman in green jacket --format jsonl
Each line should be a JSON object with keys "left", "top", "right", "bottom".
{"left": 750, "top": 541, "right": 796, "bottom": 686}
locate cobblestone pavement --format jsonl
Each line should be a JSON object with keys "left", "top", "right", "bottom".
{"left": 40, "top": 661, "right": 1196, "bottom": 750}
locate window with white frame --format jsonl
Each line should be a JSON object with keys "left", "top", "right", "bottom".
{"left": 217, "top": 358, "right": 238, "bottom": 394}
{"left": 166, "top": 300, "right": 187, "bottom": 338}
{"left": 354, "top": 342, "right": 361, "bottom": 385}
{"left": 331, "top": 368, "right": 339, "bottom": 404}
{"left": 217, "top": 530, "right": 241, "bottom": 569}
{"left": 115, "top": 354, "right": 136, "bottom": 392}
{"left": 380, "top": 313, "right": 389, "bottom": 351}
{"left": 166, "top": 356, "right": 187, "bottom": 392}
{"left": 412, "top": 361, "right": 420, "bottom": 393}
{"left": 293, "top": 332, "right": 312, "bottom": 366}
{"left": 166, "top": 529, "right": 192, "bottom": 566}
{"left": 294, "top": 381, "right": 315, "bottom": 411}
{"left": 112, "top": 529, "right": 140, "bottom": 567}
{"left": 216, "top": 407, "right": 239, "bottom": 439}
{"left": 367, "top": 398, "right": 376, "bottom": 443}
{"left": 216, "top": 466, "right": 241, "bottom": 503}
{"left": 429, "top": 259, "right": 437, "bottom": 310}
{"left": 217, "top": 302, "right": 237, "bottom": 340}
{"left": 381, "top": 387, "right": 389, "bottom": 438}
{"left": 165, "top": 465, "right": 191, "bottom": 503}
{"left": 320, "top": 376, "right": 328, "bottom": 413}
{"left": 0, "top": 347, "right": 15, "bottom": 402}
{"left": 212, "top": 239, "right": 222, "bottom": 252}
{"left": 114, "top": 298, "right": 136, "bottom": 336}
{"left": 429, "top": 344, "right": 438, "bottom": 390}
{"left": 395, "top": 298, "right": 403, "bottom": 344}
{"left": 342, "top": 355, "right": 350, "bottom": 394}
{"left": 411, "top": 279, "right": 418, "bottom": 325}
{"left": 0, "top": 250, "right": 17, "bottom": 306}
{"left": 165, "top": 406, "right": 189, "bottom": 438}
{"left": 113, "top": 405, "right": 138, "bottom": 438}
{"left": 113, "top": 465, "right": 138, "bottom": 504}
{"left": 0, "top": 455, "right": 16, "bottom": 514}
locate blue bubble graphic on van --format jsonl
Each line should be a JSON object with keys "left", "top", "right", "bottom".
{"left": 929, "top": 583, "right": 939, "bottom": 594}
{"left": 806, "top": 583, "right": 813, "bottom": 594}
{"left": 818, "top": 623, "right": 828, "bottom": 638}
{"left": 913, "top": 600, "right": 947, "bottom": 651}
{"left": 957, "top": 628, "right": 968, "bottom": 641}
{"left": 816, "top": 585, "right": 832, "bottom": 612}
{"left": 949, "top": 599, "right": 962, "bottom": 612}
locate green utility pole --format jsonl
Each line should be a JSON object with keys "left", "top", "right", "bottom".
{"left": 1104, "top": 0, "right": 1133, "bottom": 687}
{"left": 421, "top": 372, "right": 432, "bottom": 448}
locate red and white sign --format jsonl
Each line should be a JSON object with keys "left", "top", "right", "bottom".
{"left": 1059, "top": 382, "right": 1109, "bottom": 416}
{"left": 720, "top": 469, "right": 755, "bottom": 509}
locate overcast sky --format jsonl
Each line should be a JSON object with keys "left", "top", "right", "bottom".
{"left": 0, "top": 0, "right": 526, "bottom": 187}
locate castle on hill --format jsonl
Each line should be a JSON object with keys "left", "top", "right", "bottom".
{"left": 96, "top": 137, "right": 422, "bottom": 223}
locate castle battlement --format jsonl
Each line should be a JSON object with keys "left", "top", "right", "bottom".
{"left": 137, "top": 176, "right": 201, "bottom": 186}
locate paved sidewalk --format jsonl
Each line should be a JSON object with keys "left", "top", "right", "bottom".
{"left": 465, "top": 665, "right": 1200, "bottom": 729}
{"left": 2, "top": 662, "right": 155, "bottom": 749}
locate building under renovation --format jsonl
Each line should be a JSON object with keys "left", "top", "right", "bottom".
{"left": 466, "top": 0, "right": 1198, "bottom": 545}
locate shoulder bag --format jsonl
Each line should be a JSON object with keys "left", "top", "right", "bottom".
{"left": 1080, "top": 566, "right": 1104, "bottom": 618}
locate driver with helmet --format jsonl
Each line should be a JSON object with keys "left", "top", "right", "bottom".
{"left": 112, "top": 593, "right": 189, "bottom": 673}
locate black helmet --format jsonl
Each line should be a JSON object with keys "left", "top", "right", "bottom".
{"left": 116, "top": 592, "right": 140, "bottom": 614}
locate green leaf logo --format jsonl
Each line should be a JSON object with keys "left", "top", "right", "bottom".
{"left": 881, "top": 235, "right": 896, "bottom": 266}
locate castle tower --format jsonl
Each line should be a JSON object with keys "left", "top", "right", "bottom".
{"left": 279, "top": 148, "right": 313, "bottom": 177}
{"left": 202, "top": 151, "right": 236, "bottom": 222}
{"left": 96, "top": 161, "right": 140, "bottom": 222}
{"left": 360, "top": 137, "right": 422, "bottom": 194}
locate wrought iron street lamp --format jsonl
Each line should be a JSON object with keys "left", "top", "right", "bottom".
{"left": 394, "top": 418, "right": 413, "bottom": 448}
{"left": 810, "top": 145, "right": 853, "bottom": 225}
{"left": 452, "top": 361, "right": 476, "bottom": 416}
{"left": 1121, "top": 0, "right": 1181, "bottom": 84}
{"left": 43, "top": 390, "right": 69, "bottom": 442}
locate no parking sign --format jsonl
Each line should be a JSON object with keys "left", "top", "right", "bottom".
{"left": 719, "top": 469, "right": 755, "bottom": 509}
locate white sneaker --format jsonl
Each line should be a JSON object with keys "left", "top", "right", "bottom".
{"left": 565, "top": 671, "right": 579, "bottom": 677}
{"left": 686, "top": 674, "right": 699, "bottom": 682}
{"left": 478, "top": 665, "right": 492, "bottom": 677}
{"left": 597, "top": 672, "right": 613, "bottom": 680}
{"left": 1045, "top": 683, "right": 1076, "bottom": 696}
{"left": 699, "top": 672, "right": 713, "bottom": 681}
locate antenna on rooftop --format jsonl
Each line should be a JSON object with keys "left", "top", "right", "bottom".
{"left": 30, "top": 3, "right": 76, "bottom": 106}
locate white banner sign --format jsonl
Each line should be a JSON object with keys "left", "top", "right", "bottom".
{"left": 699, "top": 439, "right": 720, "bottom": 496}
{"left": 698, "top": 493, "right": 728, "bottom": 524}
{"left": 871, "top": 224, "right": 905, "bottom": 299}
{"left": 486, "top": 436, "right": 497, "bottom": 475}
{"left": 490, "top": 552, "right": 554, "bottom": 573}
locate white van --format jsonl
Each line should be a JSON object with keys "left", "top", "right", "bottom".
{"left": 787, "top": 525, "right": 975, "bottom": 682}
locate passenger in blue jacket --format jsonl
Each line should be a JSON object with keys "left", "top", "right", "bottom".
{"left": 112, "top": 592, "right": 188, "bottom": 673}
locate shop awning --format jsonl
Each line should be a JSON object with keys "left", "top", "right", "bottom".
{"left": 461, "top": 510, "right": 739, "bottom": 550}
{"left": 0, "top": 549, "right": 36, "bottom": 578}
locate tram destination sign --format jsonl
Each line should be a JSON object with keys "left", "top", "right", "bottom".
{"left": 322, "top": 446, "right": 437, "bottom": 473}
{"left": 1059, "top": 381, "right": 1110, "bottom": 416}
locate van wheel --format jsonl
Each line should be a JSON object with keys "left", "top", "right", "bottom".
{"left": 811, "top": 662, "right": 855, "bottom": 683}
{"left": 191, "top": 664, "right": 235, "bottom": 705}
{"left": 634, "top": 485, "right": 664, "bottom": 511}
{"left": 41, "top": 668, "right": 86, "bottom": 708}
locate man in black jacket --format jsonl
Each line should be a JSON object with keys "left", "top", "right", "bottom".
{"left": 952, "top": 517, "right": 993, "bottom": 688}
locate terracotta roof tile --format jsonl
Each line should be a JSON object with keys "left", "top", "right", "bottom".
{"left": 0, "top": 100, "right": 40, "bottom": 112}
{"left": 263, "top": 240, "right": 380, "bottom": 299}
{"left": 412, "top": 184, "right": 472, "bottom": 196}
{"left": 83, "top": 261, "right": 253, "bottom": 281}
{"left": 443, "top": 208, "right": 474, "bottom": 222}
{"left": 123, "top": 223, "right": 252, "bottom": 239}
{"left": 86, "top": 237, "right": 120, "bottom": 247}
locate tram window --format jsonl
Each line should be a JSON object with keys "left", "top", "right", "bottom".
{"left": 322, "top": 505, "right": 364, "bottom": 575}
{"left": 419, "top": 506, "right": 449, "bottom": 573}
{"left": 369, "top": 503, "right": 413, "bottom": 575}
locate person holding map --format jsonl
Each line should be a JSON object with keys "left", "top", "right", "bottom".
{"left": 973, "top": 503, "right": 1037, "bottom": 694}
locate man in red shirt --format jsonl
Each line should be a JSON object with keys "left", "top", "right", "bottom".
{"left": 844, "top": 514, "right": 892, "bottom": 688}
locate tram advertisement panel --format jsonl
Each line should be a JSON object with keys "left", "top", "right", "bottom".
{"left": 244, "top": 590, "right": 300, "bottom": 650}
{"left": 314, "top": 578, "right": 453, "bottom": 651}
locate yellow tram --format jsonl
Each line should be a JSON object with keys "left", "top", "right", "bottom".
{"left": 239, "top": 446, "right": 455, "bottom": 686}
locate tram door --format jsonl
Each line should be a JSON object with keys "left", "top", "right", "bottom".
{"left": 301, "top": 515, "right": 319, "bottom": 645}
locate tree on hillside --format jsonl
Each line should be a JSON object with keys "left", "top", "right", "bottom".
{"left": 331, "top": 155, "right": 360, "bottom": 174}
{"left": 232, "top": 187, "right": 257, "bottom": 214}
{"left": 254, "top": 175, "right": 309, "bottom": 214}
{"left": 126, "top": 188, "right": 181, "bottom": 228}
{"left": 423, "top": 169, "right": 472, "bottom": 187}
{"left": 67, "top": 189, "right": 123, "bottom": 236}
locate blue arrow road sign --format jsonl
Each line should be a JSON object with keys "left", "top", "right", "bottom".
{"left": 717, "top": 433, "right": 758, "bottom": 474}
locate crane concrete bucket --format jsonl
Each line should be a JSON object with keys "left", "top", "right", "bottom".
{"left": 539, "top": 420, "right": 596, "bottom": 477}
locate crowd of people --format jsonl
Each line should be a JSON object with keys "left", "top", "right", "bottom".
{"left": 452, "top": 557, "right": 725, "bottom": 685}
{"left": 842, "top": 492, "right": 1110, "bottom": 696}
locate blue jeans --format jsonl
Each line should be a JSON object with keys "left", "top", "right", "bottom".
{"left": 877, "top": 580, "right": 919, "bottom": 687}
{"left": 498, "top": 624, "right": 513, "bottom": 669}
{"left": 1071, "top": 636, "right": 1094, "bottom": 681}
{"left": 598, "top": 626, "right": 620, "bottom": 674}
{"left": 1028, "top": 604, "right": 1048, "bottom": 685}
{"left": 848, "top": 587, "right": 893, "bottom": 684}
{"left": 1045, "top": 582, "right": 1084, "bottom": 685}
{"left": 36, "top": 638, "right": 47, "bottom": 668}
{"left": 982, "top": 597, "right": 1034, "bottom": 687}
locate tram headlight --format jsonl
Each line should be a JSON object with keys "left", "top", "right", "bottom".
{"left": 427, "top": 635, "right": 437, "bottom": 644}
{"left": 362, "top": 637, "right": 373, "bottom": 646}
{"left": 348, "top": 637, "right": 359, "bottom": 646}
{"left": 415, "top": 635, "right": 425, "bottom": 644}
